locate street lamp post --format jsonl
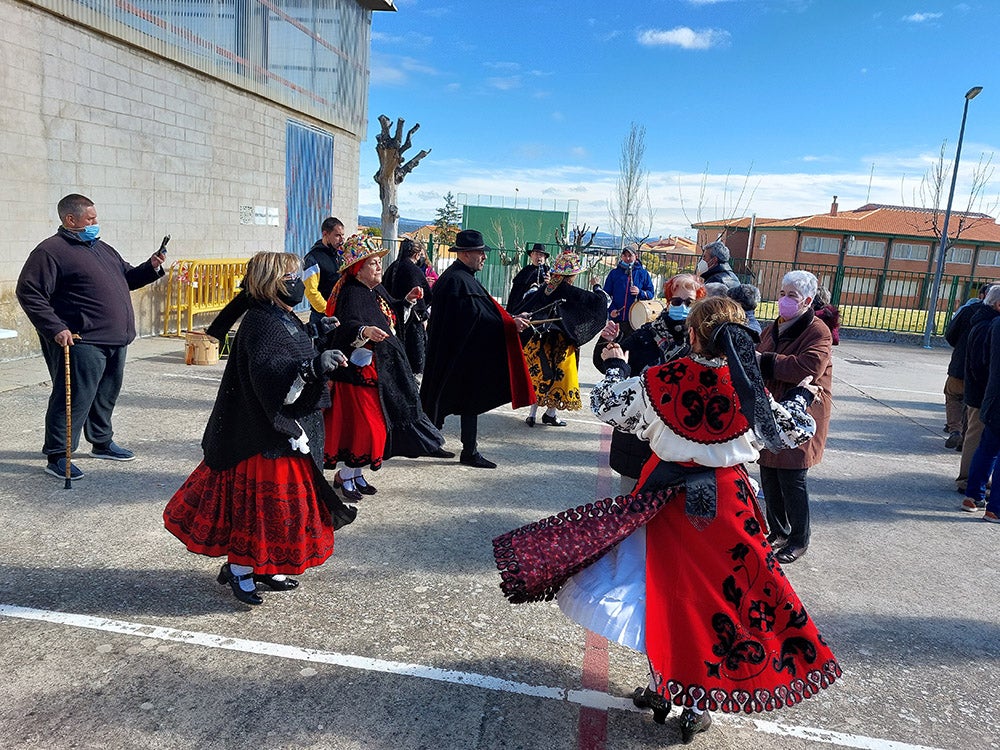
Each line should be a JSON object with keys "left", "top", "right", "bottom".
{"left": 922, "top": 86, "right": 984, "bottom": 349}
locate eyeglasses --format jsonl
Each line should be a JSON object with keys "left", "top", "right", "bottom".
{"left": 282, "top": 273, "right": 301, "bottom": 281}
{"left": 669, "top": 297, "right": 695, "bottom": 307}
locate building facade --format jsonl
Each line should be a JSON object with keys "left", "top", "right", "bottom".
{"left": 1, "top": 0, "right": 393, "bottom": 358}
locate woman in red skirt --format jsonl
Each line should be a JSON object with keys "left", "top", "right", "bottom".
{"left": 494, "top": 296, "right": 838, "bottom": 743}
{"left": 322, "top": 234, "right": 449, "bottom": 501}
{"left": 164, "top": 252, "right": 355, "bottom": 606}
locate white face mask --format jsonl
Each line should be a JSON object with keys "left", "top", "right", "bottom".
{"left": 696, "top": 258, "right": 709, "bottom": 275}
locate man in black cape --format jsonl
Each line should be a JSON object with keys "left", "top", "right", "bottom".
{"left": 421, "top": 230, "right": 536, "bottom": 468}
{"left": 506, "top": 243, "right": 550, "bottom": 311}
{"left": 382, "top": 237, "right": 432, "bottom": 374}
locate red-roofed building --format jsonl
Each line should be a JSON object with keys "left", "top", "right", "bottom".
{"left": 693, "top": 197, "right": 1000, "bottom": 280}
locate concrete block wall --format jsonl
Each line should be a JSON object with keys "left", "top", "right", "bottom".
{"left": 0, "top": 0, "right": 362, "bottom": 361}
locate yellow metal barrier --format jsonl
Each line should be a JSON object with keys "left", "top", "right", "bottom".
{"left": 163, "top": 258, "right": 248, "bottom": 335}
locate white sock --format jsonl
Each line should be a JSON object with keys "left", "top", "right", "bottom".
{"left": 528, "top": 405, "right": 539, "bottom": 418}
{"left": 689, "top": 706, "right": 703, "bottom": 715}
{"left": 356, "top": 474, "right": 369, "bottom": 488}
{"left": 545, "top": 407, "right": 558, "bottom": 418}
{"left": 228, "top": 562, "right": 256, "bottom": 592}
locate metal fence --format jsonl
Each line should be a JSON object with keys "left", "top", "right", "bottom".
{"left": 377, "top": 237, "right": 992, "bottom": 335}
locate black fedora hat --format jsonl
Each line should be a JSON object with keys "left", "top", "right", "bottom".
{"left": 529, "top": 242, "right": 550, "bottom": 257}
{"left": 451, "top": 229, "right": 489, "bottom": 252}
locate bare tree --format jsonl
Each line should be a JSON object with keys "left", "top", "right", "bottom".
{"left": 678, "top": 163, "right": 759, "bottom": 236}
{"left": 373, "top": 115, "right": 431, "bottom": 245}
{"left": 901, "top": 141, "right": 998, "bottom": 252}
{"left": 490, "top": 216, "right": 526, "bottom": 266}
{"left": 608, "top": 123, "right": 655, "bottom": 248}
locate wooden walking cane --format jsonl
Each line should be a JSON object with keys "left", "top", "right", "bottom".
{"left": 63, "top": 340, "right": 72, "bottom": 489}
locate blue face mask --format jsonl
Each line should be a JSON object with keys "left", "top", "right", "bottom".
{"left": 667, "top": 303, "right": 690, "bottom": 321}
{"left": 77, "top": 224, "right": 100, "bottom": 242}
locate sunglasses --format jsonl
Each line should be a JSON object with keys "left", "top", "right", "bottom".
{"left": 669, "top": 297, "right": 695, "bottom": 307}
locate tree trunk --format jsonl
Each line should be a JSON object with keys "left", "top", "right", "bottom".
{"left": 373, "top": 114, "right": 430, "bottom": 249}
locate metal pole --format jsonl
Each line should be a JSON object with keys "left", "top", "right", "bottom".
{"left": 922, "top": 86, "right": 983, "bottom": 348}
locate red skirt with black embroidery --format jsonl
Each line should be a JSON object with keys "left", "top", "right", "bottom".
{"left": 323, "top": 366, "right": 386, "bottom": 470}
{"left": 493, "top": 461, "right": 841, "bottom": 713}
{"left": 163, "top": 454, "right": 334, "bottom": 575}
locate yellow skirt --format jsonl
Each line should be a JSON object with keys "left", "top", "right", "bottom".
{"left": 524, "top": 334, "right": 581, "bottom": 410}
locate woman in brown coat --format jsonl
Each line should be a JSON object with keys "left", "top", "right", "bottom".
{"left": 757, "top": 270, "right": 833, "bottom": 564}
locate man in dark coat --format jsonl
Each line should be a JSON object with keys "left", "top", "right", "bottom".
{"left": 507, "top": 243, "right": 550, "bottom": 311}
{"left": 420, "top": 229, "right": 536, "bottom": 468}
{"left": 382, "top": 238, "right": 432, "bottom": 374}
{"left": 16, "top": 193, "right": 166, "bottom": 480}
{"left": 697, "top": 240, "right": 740, "bottom": 289}
{"left": 944, "top": 285, "right": 990, "bottom": 454}
{"left": 957, "top": 285, "right": 1000, "bottom": 497}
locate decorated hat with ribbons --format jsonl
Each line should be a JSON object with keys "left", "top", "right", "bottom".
{"left": 551, "top": 251, "right": 582, "bottom": 277}
{"left": 337, "top": 233, "right": 388, "bottom": 273}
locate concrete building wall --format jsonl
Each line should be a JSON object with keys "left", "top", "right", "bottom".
{"left": 0, "top": 0, "right": 362, "bottom": 360}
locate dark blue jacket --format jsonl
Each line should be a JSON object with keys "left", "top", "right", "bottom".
{"left": 603, "top": 261, "right": 654, "bottom": 319}
{"left": 964, "top": 304, "right": 1000, "bottom": 409}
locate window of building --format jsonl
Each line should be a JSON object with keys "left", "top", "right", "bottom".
{"left": 891, "top": 243, "right": 929, "bottom": 261}
{"left": 979, "top": 249, "right": 1000, "bottom": 267}
{"left": 947, "top": 246, "right": 973, "bottom": 264}
{"left": 846, "top": 239, "right": 886, "bottom": 258}
{"left": 759, "top": 234, "right": 767, "bottom": 249}
{"left": 801, "top": 236, "right": 839, "bottom": 254}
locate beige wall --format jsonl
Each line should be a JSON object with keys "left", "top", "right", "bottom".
{"left": 0, "top": 0, "right": 361, "bottom": 360}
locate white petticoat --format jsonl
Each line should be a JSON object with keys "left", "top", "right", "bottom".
{"left": 556, "top": 526, "right": 647, "bottom": 652}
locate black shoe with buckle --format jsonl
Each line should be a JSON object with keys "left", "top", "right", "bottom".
{"left": 631, "top": 687, "right": 671, "bottom": 724}
{"left": 253, "top": 573, "right": 299, "bottom": 591}
{"left": 541, "top": 414, "right": 567, "bottom": 427}
{"left": 679, "top": 708, "right": 712, "bottom": 744}
{"left": 217, "top": 564, "right": 263, "bottom": 605}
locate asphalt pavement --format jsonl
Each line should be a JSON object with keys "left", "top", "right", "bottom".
{"left": 0, "top": 333, "right": 997, "bottom": 750}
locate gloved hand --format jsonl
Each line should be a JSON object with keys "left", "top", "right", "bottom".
{"left": 314, "top": 349, "right": 348, "bottom": 376}
{"left": 289, "top": 428, "right": 310, "bottom": 454}
{"left": 316, "top": 316, "right": 339, "bottom": 336}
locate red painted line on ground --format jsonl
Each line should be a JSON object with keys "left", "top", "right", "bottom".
{"left": 577, "top": 424, "right": 615, "bottom": 750}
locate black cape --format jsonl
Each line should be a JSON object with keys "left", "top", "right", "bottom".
{"left": 421, "top": 260, "right": 531, "bottom": 424}
{"left": 327, "top": 277, "right": 444, "bottom": 458}
{"left": 201, "top": 301, "right": 355, "bottom": 528}
{"left": 506, "top": 263, "right": 549, "bottom": 312}
{"left": 382, "top": 253, "right": 431, "bottom": 374}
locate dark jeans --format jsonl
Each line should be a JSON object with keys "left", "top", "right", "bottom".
{"left": 39, "top": 335, "right": 126, "bottom": 458}
{"left": 759, "top": 465, "right": 811, "bottom": 549}
{"left": 968, "top": 423, "right": 1000, "bottom": 511}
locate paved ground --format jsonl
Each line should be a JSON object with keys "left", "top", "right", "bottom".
{"left": 0, "top": 334, "right": 997, "bottom": 750}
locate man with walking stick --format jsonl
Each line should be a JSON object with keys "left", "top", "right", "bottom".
{"left": 16, "top": 194, "right": 166, "bottom": 480}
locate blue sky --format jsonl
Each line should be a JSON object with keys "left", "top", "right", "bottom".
{"left": 358, "top": 0, "right": 1000, "bottom": 239}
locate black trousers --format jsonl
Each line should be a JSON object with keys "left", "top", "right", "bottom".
{"left": 759, "top": 465, "right": 811, "bottom": 549}
{"left": 460, "top": 413, "right": 478, "bottom": 456}
{"left": 38, "top": 335, "right": 126, "bottom": 458}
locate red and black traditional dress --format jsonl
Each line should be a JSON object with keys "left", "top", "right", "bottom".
{"left": 164, "top": 301, "right": 355, "bottom": 575}
{"left": 494, "top": 346, "right": 840, "bottom": 713}
{"left": 323, "top": 275, "right": 445, "bottom": 469}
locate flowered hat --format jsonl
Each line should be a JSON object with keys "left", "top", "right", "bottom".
{"left": 337, "top": 233, "right": 388, "bottom": 273}
{"left": 551, "top": 251, "right": 582, "bottom": 277}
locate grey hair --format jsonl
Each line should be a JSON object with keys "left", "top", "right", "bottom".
{"left": 782, "top": 270, "right": 819, "bottom": 300}
{"left": 704, "top": 282, "right": 730, "bottom": 298}
{"left": 985, "top": 285, "right": 1000, "bottom": 306}
{"left": 703, "top": 241, "right": 730, "bottom": 262}
{"left": 727, "top": 283, "right": 761, "bottom": 311}
{"left": 813, "top": 286, "right": 832, "bottom": 307}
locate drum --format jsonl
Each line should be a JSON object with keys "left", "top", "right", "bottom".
{"left": 629, "top": 299, "right": 666, "bottom": 329}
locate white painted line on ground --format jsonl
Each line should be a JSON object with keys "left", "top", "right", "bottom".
{"left": 1, "top": 604, "right": 945, "bottom": 750}
{"left": 161, "top": 372, "right": 223, "bottom": 383}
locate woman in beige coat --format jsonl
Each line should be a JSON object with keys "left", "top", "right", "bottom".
{"left": 757, "top": 270, "right": 833, "bottom": 563}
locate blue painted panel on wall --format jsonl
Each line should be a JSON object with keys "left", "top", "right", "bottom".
{"left": 285, "top": 120, "right": 334, "bottom": 313}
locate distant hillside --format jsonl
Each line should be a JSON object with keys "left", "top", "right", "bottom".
{"left": 358, "top": 216, "right": 429, "bottom": 235}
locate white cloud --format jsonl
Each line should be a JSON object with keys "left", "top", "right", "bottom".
{"left": 487, "top": 76, "right": 522, "bottom": 91}
{"left": 359, "top": 155, "right": 998, "bottom": 239}
{"left": 637, "top": 27, "right": 731, "bottom": 50}
{"left": 902, "top": 12, "right": 943, "bottom": 23}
